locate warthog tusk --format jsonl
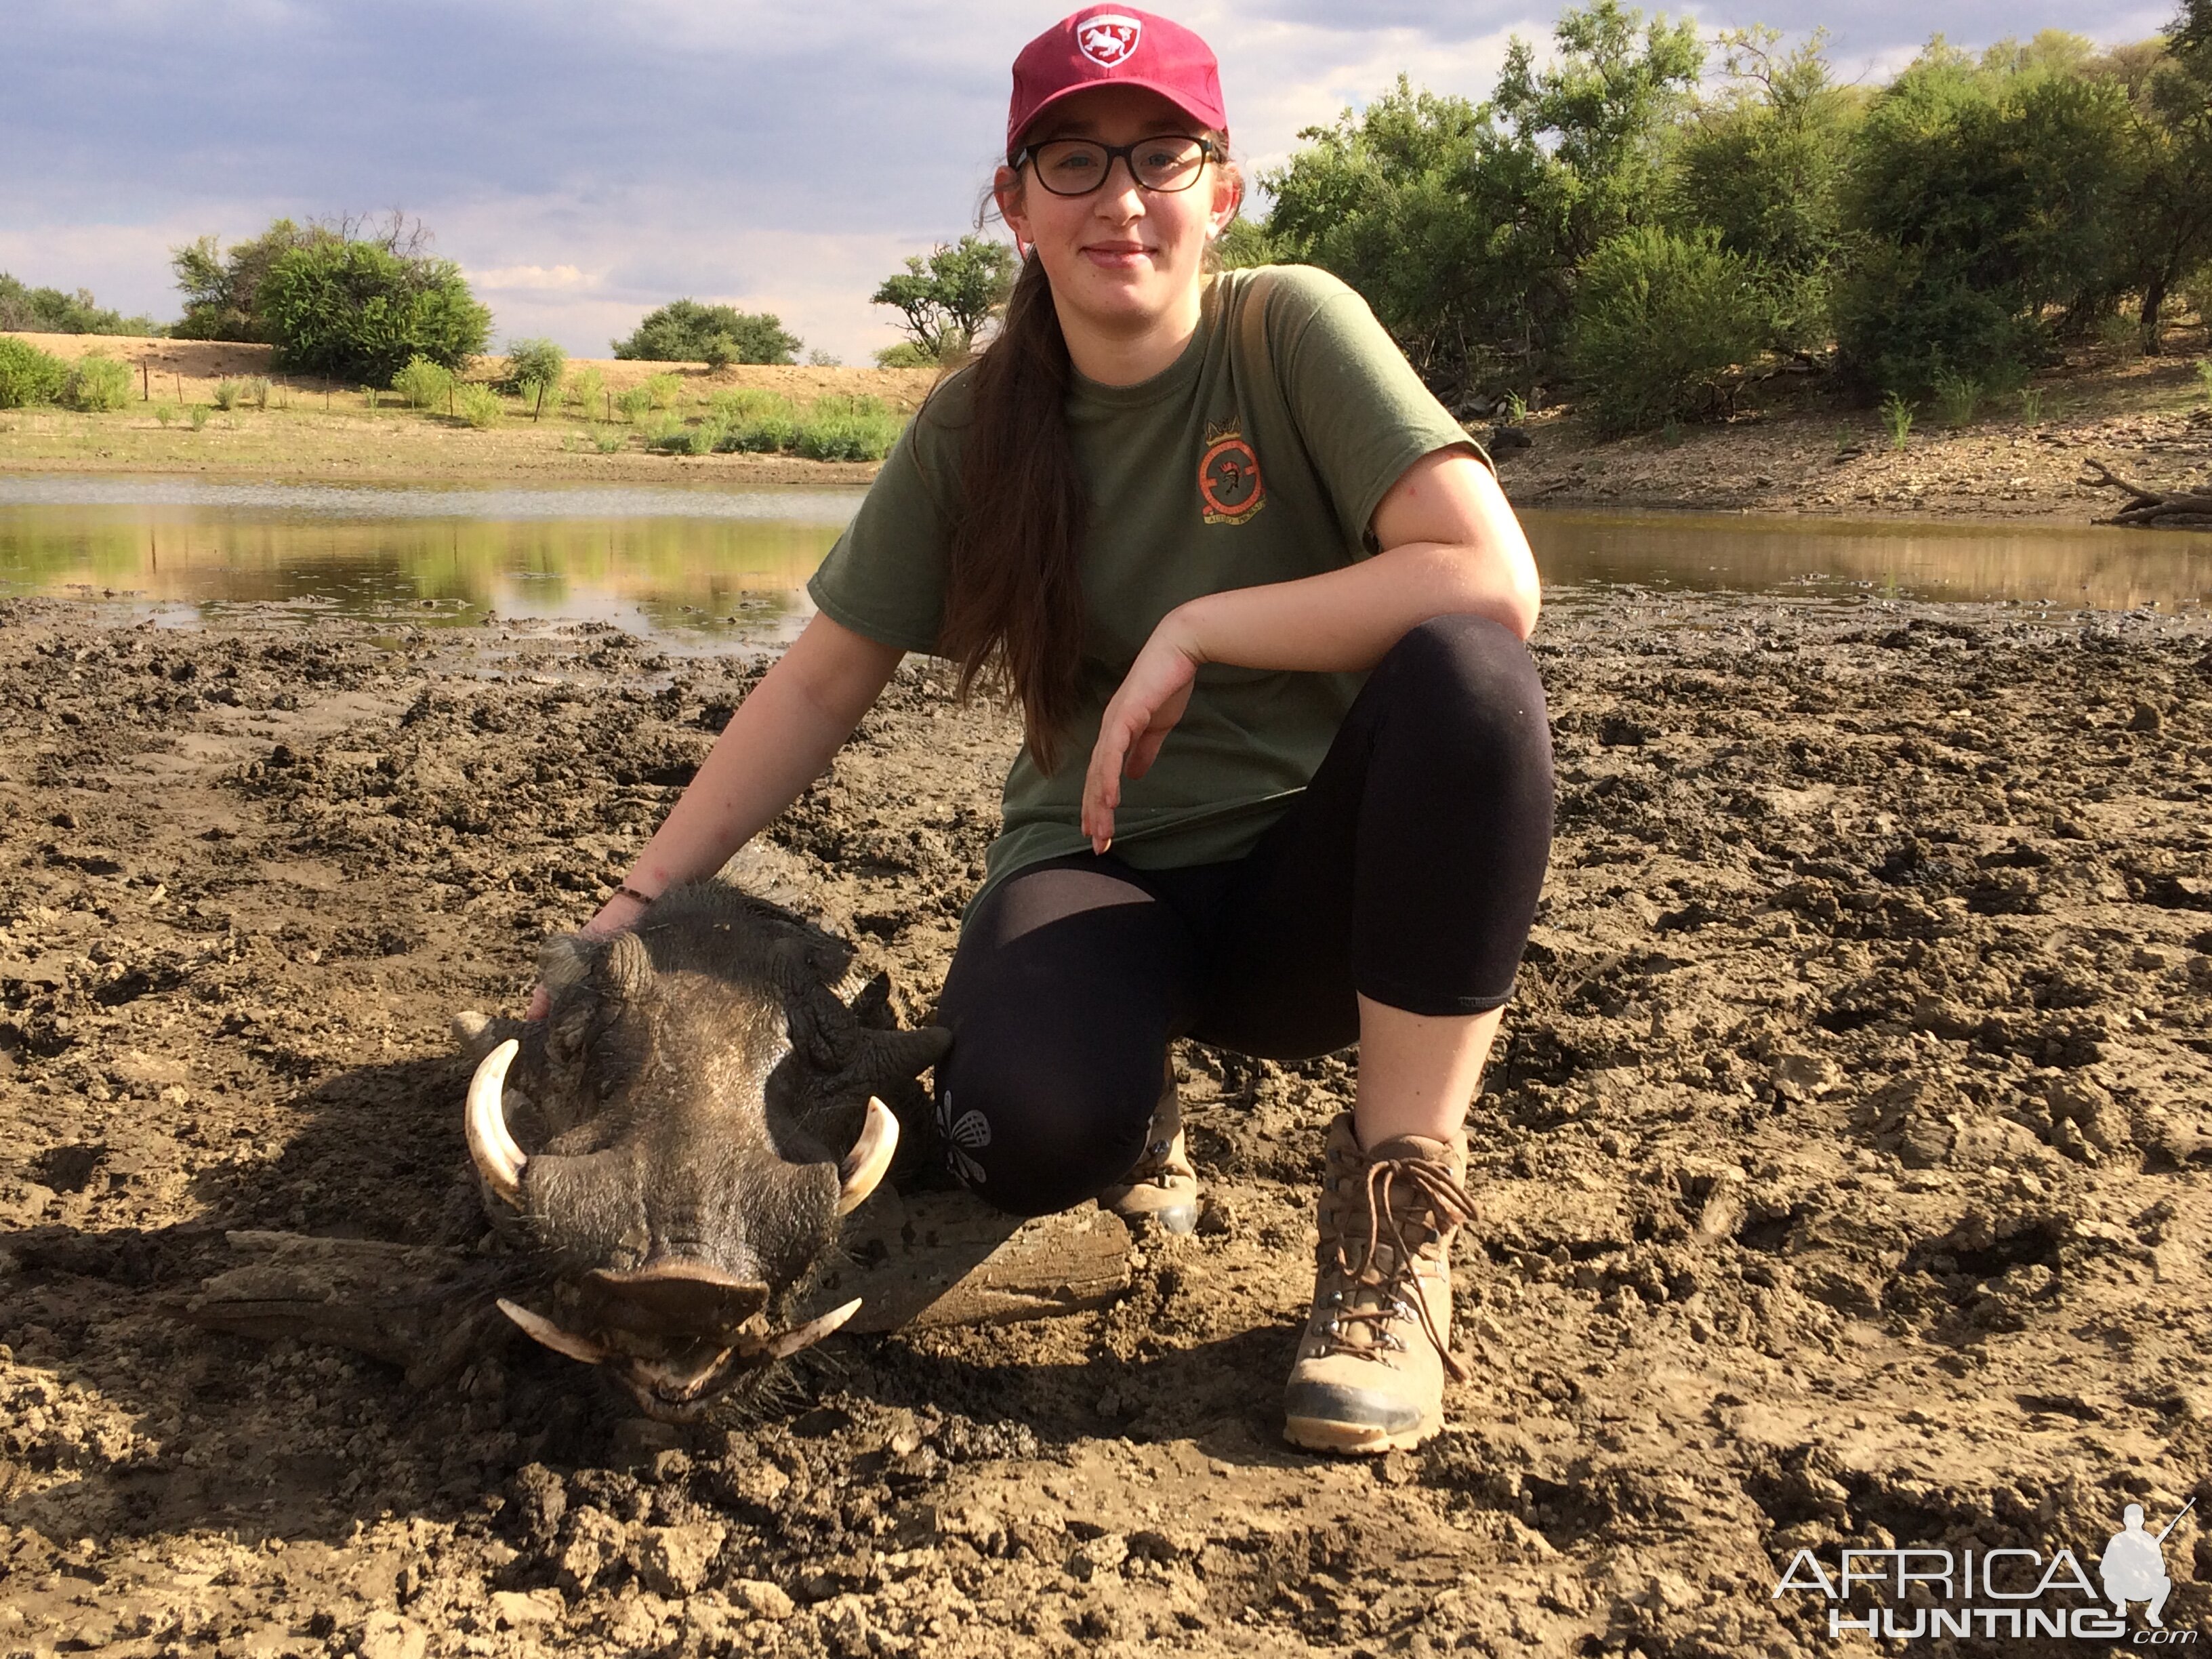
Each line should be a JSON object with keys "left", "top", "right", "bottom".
{"left": 497, "top": 1298, "right": 609, "bottom": 1366}
{"left": 767, "top": 1297, "right": 863, "bottom": 1359}
{"left": 466, "top": 1038, "right": 527, "bottom": 1208}
{"left": 837, "top": 1097, "right": 898, "bottom": 1216}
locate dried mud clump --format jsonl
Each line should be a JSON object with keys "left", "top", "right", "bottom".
{"left": 1, "top": 591, "right": 2208, "bottom": 1656}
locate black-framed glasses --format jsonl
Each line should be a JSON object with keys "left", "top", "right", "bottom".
{"left": 1013, "top": 134, "right": 1221, "bottom": 197}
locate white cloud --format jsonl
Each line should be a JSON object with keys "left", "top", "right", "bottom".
{"left": 466, "top": 264, "right": 596, "bottom": 293}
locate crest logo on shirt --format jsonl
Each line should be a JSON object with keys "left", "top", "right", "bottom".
{"left": 1199, "top": 426, "right": 1265, "bottom": 525}
{"left": 1075, "top": 14, "right": 1143, "bottom": 66}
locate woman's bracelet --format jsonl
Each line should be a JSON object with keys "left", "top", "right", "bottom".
{"left": 613, "top": 882, "right": 660, "bottom": 909}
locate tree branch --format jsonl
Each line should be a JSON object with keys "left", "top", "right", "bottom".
{"left": 2078, "top": 457, "right": 2212, "bottom": 527}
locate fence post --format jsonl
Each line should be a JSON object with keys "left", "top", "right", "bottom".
{"left": 142, "top": 363, "right": 149, "bottom": 402}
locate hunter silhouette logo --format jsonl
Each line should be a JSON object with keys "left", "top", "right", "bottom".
{"left": 1199, "top": 428, "right": 1265, "bottom": 525}
{"left": 2103, "top": 1500, "right": 2191, "bottom": 1629}
{"left": 1075, "top": 14, "right": 1142, "bottom": 66}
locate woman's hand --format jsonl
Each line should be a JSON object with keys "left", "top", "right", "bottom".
{"left": 523, "top": 887, "right": 653, "bottom": 1019}
{"left": 1082, "top": 611, "right": 1205, "bottom": 853}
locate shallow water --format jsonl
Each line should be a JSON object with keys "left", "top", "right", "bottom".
{"left": 1, "top": 476, "right": 2205, "bottom": 647}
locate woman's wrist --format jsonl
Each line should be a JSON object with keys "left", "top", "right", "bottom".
{"left": 582, "top": 880, "right": 659, "bottom": 936}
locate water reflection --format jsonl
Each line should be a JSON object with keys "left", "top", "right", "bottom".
{"left": 1526, "top": 509, "right": 2212, "bottom": 614}
{"left": 0, "top": 480, "right": 858, "bottom": 650}
{"left": 1, "top": 478, "right": 2205, "bottom": 647}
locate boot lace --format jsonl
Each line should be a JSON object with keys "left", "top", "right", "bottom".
{"left": 1317, "top": 1154, "right": 1478, "bottom": 1380}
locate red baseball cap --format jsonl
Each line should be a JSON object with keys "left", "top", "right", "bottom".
{"left": 1006, "top": 7, "right": 1228, "bottom": 160}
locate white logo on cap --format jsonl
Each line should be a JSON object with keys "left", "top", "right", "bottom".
{"left": 1076, "top": 13, "right": 1142, "bottom": 66}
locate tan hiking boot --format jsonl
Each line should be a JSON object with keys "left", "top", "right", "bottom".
{"left": 1099, "top": 1065, "right": 1200, "bottom": 1235}
{"left": 1282, "top": 1111, "right": 1477, "bottom": 1454}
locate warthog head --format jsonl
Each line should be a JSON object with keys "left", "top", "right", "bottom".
{"left": 452, "top": 882, "right": 948, "bottom": 1420}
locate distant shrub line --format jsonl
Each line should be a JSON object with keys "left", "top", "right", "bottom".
{"left": 644, "top": 390, "right": 903, "bottom": 462}
{"left": 1252, "top": 1, "right": 2212, "bottom": 430}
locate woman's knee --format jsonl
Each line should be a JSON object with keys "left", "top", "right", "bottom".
{"left": 932, "top": 1042, "right": 1155, "bottom": 1217}
{"left": 1376, "top": 613, "right": 1550, "bottom": 758}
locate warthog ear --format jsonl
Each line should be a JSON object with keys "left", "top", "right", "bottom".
{"left": 600, "top": 930, "right": 655, "bottom": 1000}
{"left": 581, "top": 1260, "right": 772, "bottom": 1338}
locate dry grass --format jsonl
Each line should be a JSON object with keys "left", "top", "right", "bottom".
{"left": 0, "top": 333, "right": 938, "bottom": 484}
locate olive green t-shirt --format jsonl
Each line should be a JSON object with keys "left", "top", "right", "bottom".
{"left": 806, "top": 264, "right": 1477, "bottom": 906}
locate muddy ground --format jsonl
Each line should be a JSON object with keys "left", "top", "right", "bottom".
{"left": 1, "top": 591, "right": 2209, "bottom": 1658}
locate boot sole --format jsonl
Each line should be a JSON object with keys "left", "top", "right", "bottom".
{"left": 1282, "top": 1412, "right": 1441, "bottom": 1454}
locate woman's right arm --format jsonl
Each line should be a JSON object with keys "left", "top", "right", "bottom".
{"left": 556, "top": 611, "right": 903, "bottom": 956}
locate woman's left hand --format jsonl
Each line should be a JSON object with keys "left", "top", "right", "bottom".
{"left": 1082, "top": 613, "right": 1204, "bottom": 853}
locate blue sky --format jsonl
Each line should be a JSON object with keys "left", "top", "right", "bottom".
{"left": 1, "top": 1, "right": 2175, "bottom": 363}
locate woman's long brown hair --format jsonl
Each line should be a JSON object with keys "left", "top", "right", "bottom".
{"left": 936, "top": 249, "right": 1088, "bottom": 775}
{"left": 937, "top": 144, "right": 1239, "bottom": 775}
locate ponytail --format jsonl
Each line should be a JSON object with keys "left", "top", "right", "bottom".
{"left": 937, "top": 252, "right": 1089, "bottom": 773}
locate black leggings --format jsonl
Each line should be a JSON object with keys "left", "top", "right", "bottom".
{"left": 932, "top": 613, "right": 1553, "bottom": 1216}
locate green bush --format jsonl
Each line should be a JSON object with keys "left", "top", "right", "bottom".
{"left": 569, "top": 366, "right": 605, "bottom": 418}
{"left": 614, "top": 385, "right": 655, "bottom": 423}
{"left": 455, "top": 384, "right": 503, "bottom": 428}
{"left": 700, "top": 334, "right": 739, "bottom": 372}
{"left": 648, "top": 420, "right": 723, "bottom": 456}
{"left": 2095, "top": 312, "right": 2142, "bottom": 363}
{"left": 612, "top": 300, "right": 799, "bottom": 364}
{"left": 243, "top": 375, "right": 270, "bottom": 409}
{"left": 717, "top": 409, "right": 801, "bottom": 453}
{"left": 187, "top": 403, "right": 209, "bottom": 431}
{"left": 1931, "top": 370, "right": 1981, "bottom": 426}
{"left": 1565, "top": 226, "right": 1767, "bottom": 433}
{"left": 501, "top": 337, "right": 566, "bottom": 392}
{"left": 211, "top": 379, "right": 242, "bottom": 411}
{"left": 2183, "top": 268, "right": 2212, "bottom": 326}
{"left": 66, "top": 354, "right": 134, "bottom": 413}
{"left": 1880, "top": 391, "right": 1915, "bottom": 447}
{"left": 258, "top": 239, "right": 491, "bottom": 385}
{"left": 642, "top": 372, "right": 681, "bottom": 410}
{"left": 391, "top": 355, "right": 454, "bottom": 410}
{"left": 872, "top": 340, "right": 939, "bottom": 369}
{"left": 591, "top": 428, "right": 626, "bottom": 454}
{"left": 1833, "top": 47, "right": 2135, "bottom": 396}
{"left": 793, "top": 407, "right": 903, "bottom": 461}
{"left": 0, "top": 337, "right": 69, "bottom": 408}
{"left": 153, "top": 402, "right": 178, "bottom": 428}
{"left": 516, "top": 375, "right": 562, "bottom": 417}
{"left": 708, "top": 388, "right": 796, "bottom": 422}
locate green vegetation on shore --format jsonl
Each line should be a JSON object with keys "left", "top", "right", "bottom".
{"left": 171, "top": 212, "right": 489, "bottom": 382}
{"left": 0, "top": 274, "right": 162, "bottom": 337}
{"left": 1245, "top": 0, "right": 2212, "bottom": 431}
{"left": 0, "top": 339, "right": 136, "bottom": 412}
{"left": 611, "top": 301, "right": 800, "bottom": 367}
